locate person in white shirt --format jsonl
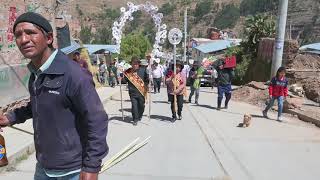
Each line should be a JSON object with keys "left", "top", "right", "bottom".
{"left": 151, "top": 61, "right": 163, "bottom": 93}
{"left": 182, "top": 62, "right": 190, "bottom": 80}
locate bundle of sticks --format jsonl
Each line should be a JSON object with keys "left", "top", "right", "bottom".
{"left": 99, "top": 136, "right": 151, "bottom": 173}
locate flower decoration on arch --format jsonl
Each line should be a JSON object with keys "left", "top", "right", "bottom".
{"left": 112, "top": 1, "right": 167, "bottom": 59}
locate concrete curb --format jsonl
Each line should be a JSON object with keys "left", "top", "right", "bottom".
{"left": 0, "top": 87, "right": 120, "bottom": 173}
{"left": 0, "top": 142, "right": 35, "bottom": 173}
{"left": 286, "top": 109, "right": 320, "bottom": 127}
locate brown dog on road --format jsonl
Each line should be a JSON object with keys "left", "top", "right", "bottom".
{"left": 242, "top": 114, "right": 252, "bottom": 127}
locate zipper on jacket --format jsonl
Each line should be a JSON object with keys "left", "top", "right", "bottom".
{"left": 33, "top": 76, "right": 38, "bottom": 120}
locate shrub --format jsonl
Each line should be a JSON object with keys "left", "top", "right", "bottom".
{"left": 234, "top": 54, "right": 251, "bottom": 85}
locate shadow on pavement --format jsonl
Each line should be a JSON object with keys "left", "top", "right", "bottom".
{"left": 251, "top": 114, "right": 265, "bottom": 119}
{"left": 237, "top": 123, "right": 245, "bottom": 127}
{"left": 153, "top": 100, "right": 170, "bottom": 104}
{"left": 191, "top": 104, "right": 250, "bottom": 116}
{"left": 118, "top": 108, "right": 131, "bottom": 113}
{"left": 109, "top": 116, "right": 132, "bottom": 124}
{"left": 191, "top": 104, "right": 217, "bottom": 110}
{"left": 111, "top": 99, "right": 131, "bottom": 102}
{"left": 199, "top": 89, "right": 215, "bottom": 93}
{"left": 150, "top": 115, "right": 172, "bottom": 122}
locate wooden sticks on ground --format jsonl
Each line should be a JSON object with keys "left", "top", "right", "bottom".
{"left": 9, "top": 126, "right": 34, "bottom": 135}
{"left": 99, "top": 136, "right": 151, "bottom": 173}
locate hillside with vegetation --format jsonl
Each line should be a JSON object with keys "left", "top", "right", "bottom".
{"left": 75, "top": 0, "right": 277, "bottom": 42}
{"left": 72, "top": 0, "right": 320, "bottom": 46}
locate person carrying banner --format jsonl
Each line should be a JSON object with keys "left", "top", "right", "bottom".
{"left": 121, "top": 57, "right": 149, "bottom": 126}
{"left": 166, "top": 60, "right": 187, "bottom": 122}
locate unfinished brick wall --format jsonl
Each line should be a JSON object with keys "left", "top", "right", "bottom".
{"left": 257, "top": 38, "right": 299, "bottom": 64}
{"left": 0, "top": 0, "right": 58, "bottom": 106}
{"left": 0, "top": 0, "right": 58, "bottom": 65}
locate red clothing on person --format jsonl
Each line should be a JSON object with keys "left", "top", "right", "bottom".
{"left": 268, "top": 76, "right": 288, "bottom": 97}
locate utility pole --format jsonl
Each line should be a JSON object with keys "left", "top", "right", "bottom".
{"left": 183, "top": 8, "right": 188, "bottom": 64}
{"left": 289, "top": 21, "right": 292, "bottom": 40}
{"left": 271, "top": 0, "right": 289, "bottom": 77}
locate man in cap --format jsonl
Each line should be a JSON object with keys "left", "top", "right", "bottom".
{"left": 146, "top": 54, "right": 152, "bottom": 64}
{"left": 122, "top": 56, "right": 149, "bottom": 126}
{"left": 108, "top": 60, "right": 117, "bottom": 88}
{"left": 140, "top": 59, "right": 149, "bottom": 69}
{"left": 0, "top": 12, "right": 108, "bottom": 180}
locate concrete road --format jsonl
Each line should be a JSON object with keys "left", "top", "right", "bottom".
{"left": 1, "top": 87, "right": 320, "bottom": 180}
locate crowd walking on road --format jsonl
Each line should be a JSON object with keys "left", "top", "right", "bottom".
{"left": 117, "top": 55, "right": 291, "bottom": 126}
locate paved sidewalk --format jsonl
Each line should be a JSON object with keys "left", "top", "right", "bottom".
{"left": 0, "top": 86, "right": 120, "bottom": 173}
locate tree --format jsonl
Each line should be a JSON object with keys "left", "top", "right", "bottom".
{"left": 242, "top": 14, "right": 276, "bottom": 56}
{"left": 232, "top": 14, "right": 276, "bottom": 84}
{"left": 119, "top": 32, "right": 152, "bottom": 61}
{"left": 214, "top": 4, "right": 240, "bottom": 29}
{"left": 80, "top": 25, "right": 93, "bottom": 44}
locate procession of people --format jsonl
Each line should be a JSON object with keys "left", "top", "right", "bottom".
{"left": 113, "top": 53, "right": 235, "bottom": 125}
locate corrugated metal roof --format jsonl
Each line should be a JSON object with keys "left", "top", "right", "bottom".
{"left": 303, "top": 50, "right": 320, "bottom": 55}
{"left": 83, "top": 44, "right": 117, "bottom": 54}
{"left": 299, "top": 43, "right": 320, "bottom": 51}
{"left": 60, "top": 40, "right": 81, "bottom": 54}
{"left": 194, "top": 40, "right": 235, "bottom": 53}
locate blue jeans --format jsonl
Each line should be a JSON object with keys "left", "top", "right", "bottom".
{"left": 189, "top": 86, "right": 200, "bottom": 102}
{"left": 217, "top": 84, "right": 232, "bottom": 108}
{"left": 34, "top": 163, "right": 80, "bottom": 180}
{"left": 264, "top": 96, "right": 284, "bottom": 118}
{"left": 109, "top": 76, "right": 116, "bottom": 87}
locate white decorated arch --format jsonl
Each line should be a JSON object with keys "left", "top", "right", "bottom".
{"left": 112, "top": 2, "right": 167, "bottom": 59}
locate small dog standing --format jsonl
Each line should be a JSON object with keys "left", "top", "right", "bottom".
{"left": 241, "top": 114, "right": 252, "bottom": 128}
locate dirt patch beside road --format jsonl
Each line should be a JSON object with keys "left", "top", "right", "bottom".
{"left": 232, "top": 81, "right": 269, "bottom": 107}
{"left": 232, "top": 81, "right": 320, "bottom": 126}
{"left": 286, "top": 53, "right": 320, "bottom": 103}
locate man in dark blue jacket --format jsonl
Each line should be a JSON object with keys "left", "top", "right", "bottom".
{"left": 0, "top": 12, "right": 108, "bottom": 180}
